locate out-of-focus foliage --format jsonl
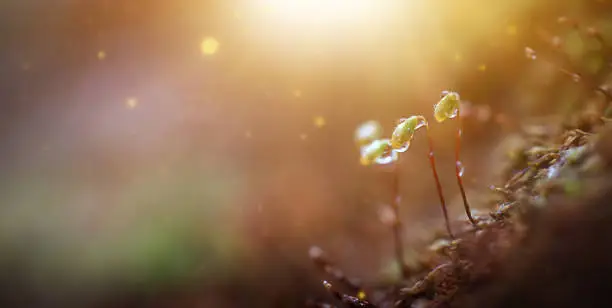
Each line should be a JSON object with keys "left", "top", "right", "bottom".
{"left": 0, "top": 161, "right": 244, "bottom": 299}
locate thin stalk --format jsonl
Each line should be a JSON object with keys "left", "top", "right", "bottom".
{"left": 425, "top": 126, "right": 454, "bottom": 239}
{"left": 391, "top": 160, "right": 410, "bottom": 279}
{"left": 456, "top": 110, "right": 477, "bottom": 227}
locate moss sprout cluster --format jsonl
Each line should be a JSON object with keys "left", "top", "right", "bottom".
{"left": 355, "top": 91, "right": 476, "bottom": 239}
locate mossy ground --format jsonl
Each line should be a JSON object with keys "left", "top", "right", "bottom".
{"left": 309, "top": 99, "right": 612, "bottom": 308}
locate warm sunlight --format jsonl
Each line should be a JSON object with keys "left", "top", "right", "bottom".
{"left": 244, "top": 0, "right": 420, "bottom": 70}
{"left": 261, "top": 0, "right": 381, "bottom": 27}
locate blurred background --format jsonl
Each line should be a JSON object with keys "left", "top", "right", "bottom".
{"left": 0, "top": 0, "right": 611, "bottom": 307}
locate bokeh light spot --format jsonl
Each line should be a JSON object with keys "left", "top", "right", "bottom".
{"left": 125, "top": 97, "right": 138, "bottom": 109}
{"left": 201, "top": 37, "right": 220, "bottom": 56}
{"left": 357, "top": 290, "right": 367, "bottom": 300}
{"left": 313, "top": 116, "right": 326, "bottom": 128}
{"left": 97, "top": 50, "right": 107, "bottom": 60}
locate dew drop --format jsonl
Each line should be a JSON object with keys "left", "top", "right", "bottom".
{"left": 446, "top": 108, "right": 459, "bottom": 120}
{"left": 374, "top": 149, "right": 399, "bottom": 165}
{"left": 414, "top": 116, "right": 427, "bottom": 130}
{"left": 393, "top": 141, "right": 411, "bottom": 153}
{"left": 457, "top": 161, "right": 465, "bottom": 177}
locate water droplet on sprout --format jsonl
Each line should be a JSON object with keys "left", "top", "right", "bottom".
{"left": 374, "top": 148, "right": 398, "bottom": 165}
{"left": 394, "top": 140, "right": 411, "bottom": 153}
{"left": 414, "top": 117, "right": 427, "bottom": 130}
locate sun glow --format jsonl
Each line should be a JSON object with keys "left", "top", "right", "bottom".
{"left": 259, "top": 0, "right": 396, "bottom": 29}
{"left": 264, "top": 0, "right": 375, "bottom": 24}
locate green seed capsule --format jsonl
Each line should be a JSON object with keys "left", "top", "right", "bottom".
{"left": 360, "top": 139, "right": 397, "bottom": 166}
{"left": 434, "top": 91, "right": 460, "bottom": 123}
{"left": 354, "top": 120, "right": 383, "bottom": 147}
{"left": 391, "top": 116, "right": 427, "bottom": 152}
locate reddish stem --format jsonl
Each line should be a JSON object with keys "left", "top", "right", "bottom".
{"left": 425, "top": 128, "right": 454, "bottom": 239}
{"left": 391, "top": 161, "right": 411, "bottom": 279}
{"left": 456, "top": 110, "right": 477, "bottom": 226}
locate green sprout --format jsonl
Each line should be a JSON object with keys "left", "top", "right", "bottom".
{"left": 355, "top": 121, "right": 409, "bottom": 279}
{"left": 390, "top": 116, "right": 427, "bottom": 152}
{"left": 359, "top": 139, "right": 398, "bottom": 166}
{"left": 434, "top": 91, "right": 460, "bottom": 122}
{"left": 434, "top": 91, "right": 478, "bottom": 227}
{"left": 391, "top": 115, "right": 454, "bottom": 238}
